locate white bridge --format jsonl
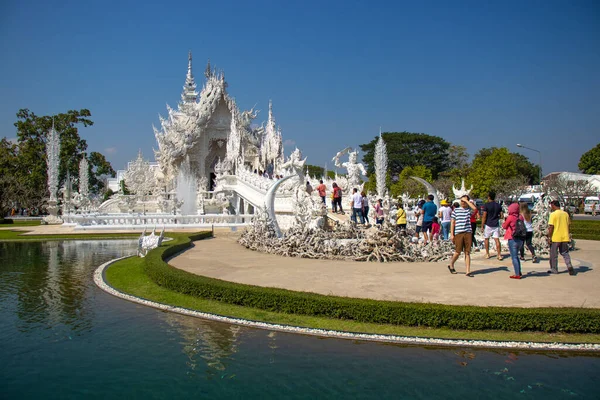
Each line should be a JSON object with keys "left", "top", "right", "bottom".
{"left": 62, "top": 170, "right": 297, "bottom": 230}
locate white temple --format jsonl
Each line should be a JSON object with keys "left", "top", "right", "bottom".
{"left": 152, "top": 52, "right": 283, "bottom": 192}
{"left": 61, "top": 52, "right": 367, "bottom": 230}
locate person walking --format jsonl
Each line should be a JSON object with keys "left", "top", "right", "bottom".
{"left": 502, "top": 203, "right": 525, "bottom": 279}
{"left": 414, "top": 200, "right": 424, "bottom": 240}
{"left": 350, "top": 188, "right": 364, "bottom": 224}
{"left": 482, "top": 191, "right": 504, "bottom": 260}
{"left": 421, "top": 195, "right": 437, "bottom": 245}
{"left": 547, "top": 200, "right": 576, "bottom": 275}
{"left": 519, "top": 202, "right": 538, "bottom": 263}
{"left": 306, "top": 181, "right": 313, "bottom": 195}
{"left": 438, "top": 200, "right": 452, "bottom": 240}
{"left": 448, "top": 195, "right": 478, "bottom": 277}
{"left": 469, "top": 199, "right": 479, "bottom": 251}
{"left": 332, "top": 183, "right": 344, "bottom": 214}
{"left": 374, "top": 199, "right": 384, "bottom": 226}
{"left": 361, "top": 191, "right": 370, "bottom": 224}
{"left": 316, "top": 180, "right": 327, "bottom": 205}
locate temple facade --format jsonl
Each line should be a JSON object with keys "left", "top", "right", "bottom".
{"left": 152, "top": 52, "right": 284, "bottom": 192}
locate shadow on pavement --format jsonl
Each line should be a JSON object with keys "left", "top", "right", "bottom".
{"left": 471, "top": 266, "right": 509, "bottom": 275}
{"left": 524, "top": 265, "right": 592, "bottom": 278}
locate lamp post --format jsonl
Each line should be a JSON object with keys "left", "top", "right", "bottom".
{"left": 517, "top": 144, "right": 542, "bottom": 185}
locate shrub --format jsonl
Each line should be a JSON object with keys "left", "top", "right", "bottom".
{"left": 0, "top": 218, "right": 14, "bottom": 225}
{"left": 143, "top": 232, "right": 600, "bottom": 333}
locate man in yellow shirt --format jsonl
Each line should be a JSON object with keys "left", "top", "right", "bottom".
{"left": 547, "top": 200, "right": 575, "bottom": 275}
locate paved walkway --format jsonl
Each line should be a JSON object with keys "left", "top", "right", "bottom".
{"left": 170, "top": 233, "right": 600, "bottom": 309}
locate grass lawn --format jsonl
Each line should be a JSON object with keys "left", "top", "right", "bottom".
{"left": 0, "top": 229, "right": 140, "bottom": 241}
{"left": 105, "top": 254, "right": 600, "bottom": 344}
{"left": 571, "top": 220, "right": 600, "bottom": 241}
{"left": 0, "top": 219, "right": 44, "bottom": 227}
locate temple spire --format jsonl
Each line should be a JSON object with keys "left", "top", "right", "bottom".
{"left": 180, "top": 51, "right": 198, "bottom": 108}
{"left": 205, "top": 58, "right": 211, "bottom": 78}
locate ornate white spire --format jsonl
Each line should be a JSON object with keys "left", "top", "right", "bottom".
{"left": 46, "top": 121, "right": 60, "bottom": 202}
{"left": 180, "top": 51, "right": 198, "bottom": 108}
{"left": 374, "top": 128, "right": 388, "bottom": 198}
{"left": 78, "top": 156, "right": 89, "bottom": 198}
{"left": 261, "top": 100, "right": 284, "bottom": 172}
{"left": 205, "top": 58, "right": 211, "bottom": 78}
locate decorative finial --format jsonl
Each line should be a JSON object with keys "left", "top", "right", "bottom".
{"left": 205, "top": 58, "right": 211, "bottom": 78}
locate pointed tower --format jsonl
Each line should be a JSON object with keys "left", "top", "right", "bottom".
{"left": 180, "top": 51, "right": 198, "bottom": 110}
{"left": 204, "top": 58, "right": 211, "bottom": 78}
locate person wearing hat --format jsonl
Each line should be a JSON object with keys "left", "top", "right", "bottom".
{"left": 438, "top": 199, "right": 452, "bottom": 240}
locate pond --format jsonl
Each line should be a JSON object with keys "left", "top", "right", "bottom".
{"left": 0, "top": 240, "right": 598, "bottom": 399}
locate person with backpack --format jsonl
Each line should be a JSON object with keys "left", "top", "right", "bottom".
{"left": 519, "top": 202, "right": 539, "bottom": 263}
{"left": 502, "top": 202, "right": 526, "bottom": 279}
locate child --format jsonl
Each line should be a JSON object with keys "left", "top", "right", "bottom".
{"left": 431, "top": 216, "right": 441, "bottom": 241}
{"left": 375, "top": 199, "right": 384, "bottom": 225}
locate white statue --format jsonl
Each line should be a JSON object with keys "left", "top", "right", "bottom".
{"left": 281, "top": 148, "right": 306, "bottom": 180}
{"left": 332, "top": 147, "right": 367, "bottom": 191}
{"left": 452, "top": 178, "right": 473, "bottom": 199}
{"left": 137, "top": 226, "right": 165, "bottom": 257}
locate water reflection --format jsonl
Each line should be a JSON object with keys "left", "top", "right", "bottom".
{"left": 162, "top": 312, "right": 242, "bottom": 377}
{"left": 0, "top": 240, "right": 136, "bottom": 340}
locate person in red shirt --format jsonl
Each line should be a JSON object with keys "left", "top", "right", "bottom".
{"left": 316, "top": 180, "right": 327, "bottom": 206}
{"left": 431, "top": 216, "right": 441, "bottom": 241}
{"left": 469, "top": 200, "right": 479, "bottom": 251}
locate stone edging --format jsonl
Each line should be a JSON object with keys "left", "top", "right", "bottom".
{"left": 94, "top": 256, "right": 600, "bottom": 352}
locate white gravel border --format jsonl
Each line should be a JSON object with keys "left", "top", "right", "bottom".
{"left": 95, "top": 256, "right": 600, "bottom": 352}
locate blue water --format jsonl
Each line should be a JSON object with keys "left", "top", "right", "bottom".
{"left": 0, "top": 240, "right": 598, "bottom": 399}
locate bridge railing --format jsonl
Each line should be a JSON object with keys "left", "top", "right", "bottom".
{"left": 62, "top": 213, "right": 255, "bottom": 227}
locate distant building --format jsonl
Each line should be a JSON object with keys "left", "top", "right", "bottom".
{"left": 542, "top": 172, "right": 600, "bottom": 192}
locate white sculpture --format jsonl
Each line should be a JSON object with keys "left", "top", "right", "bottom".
{"left": 76, "top": 156, "right": 91, "bottom": 212}
{"left": 137, "top": 226, "right": 165, "bottom": 257}
{"left": 281, "top": 148, "right": 306, "bottom": 181}
{"left": 260, "top": 100, "right": 284, "bottom": 175}
{"left": 374, "top": 131, "right": 388, "bottom": 198}
{"left": 332, "top": 147, "right": 367, "bottom": 191}
{"left": 452, "top": 178, "right": 473, "bottom": 199}
{"left": 43, "top": 123, "right": 62, "bottom": 224}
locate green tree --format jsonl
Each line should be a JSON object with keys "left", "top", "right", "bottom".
{"left": 363, "top": 172, "right": 392, "bottom": 195}
{"left": 468, "top": 147, "right": 523, "bottom": 198}
{"left": 359, "top": 132, "right": 450, "bottom": 179}
{"left": 12, "top": 108, "right": 115, "bottom": 208}
{"left": 0, "top": 138, "right": 20, "bottom": 218}
{"left": 305, "top": 164, "right": 324, "bottom": 179}
{"left": 512, "top": 153, "right": 541, "bottom": 185}
{"left": 578, "top": 143, "right": 600, "bottom": 175}
{"left": 88, "top": 151, "right": 116, "bottom": 194}
{"left": 390, "top": 165, "right": 432, "bottom": 198}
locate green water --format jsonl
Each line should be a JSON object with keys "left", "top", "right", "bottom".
{"left": 0, "top": 240, "right": 598, "bottom": 399}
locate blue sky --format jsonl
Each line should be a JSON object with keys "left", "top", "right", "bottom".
{"left": 1, "top": 0, "right": 598, "bottom": 176}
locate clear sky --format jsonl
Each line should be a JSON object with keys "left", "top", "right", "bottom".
{"left": 1, "top": 0, "right": 598, "bottom": 176}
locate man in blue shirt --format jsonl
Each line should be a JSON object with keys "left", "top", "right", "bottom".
{"left": 421, "top": 194, "right": 438, "bottom": 245}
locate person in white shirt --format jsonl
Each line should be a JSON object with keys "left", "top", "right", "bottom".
{"left": 438, "top": 199, "right": 453, "bottom": 240}
{"left": 350, "top": 188, "right": 365, "bottom": 224}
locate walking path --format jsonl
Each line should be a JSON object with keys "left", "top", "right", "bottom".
{"left": 169, "top": 233, "right": 600, "bottom": 309}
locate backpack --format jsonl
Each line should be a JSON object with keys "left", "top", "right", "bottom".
{"left": 513, "top": 218, "right": 527, "bottom": 239}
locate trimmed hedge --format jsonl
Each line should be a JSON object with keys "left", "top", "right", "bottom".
{"left": 0, "top": 218, "right": 14, "bottom": 225}
{"left": 143, "top": 232, "right": 600, "bottom": 333}
{"left": 571, "top": 220, "right": 600, "bottom": 241}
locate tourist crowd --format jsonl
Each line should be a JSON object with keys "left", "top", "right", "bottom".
{"left": 305, "top": 180, "right": 576, "bottom": 281}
